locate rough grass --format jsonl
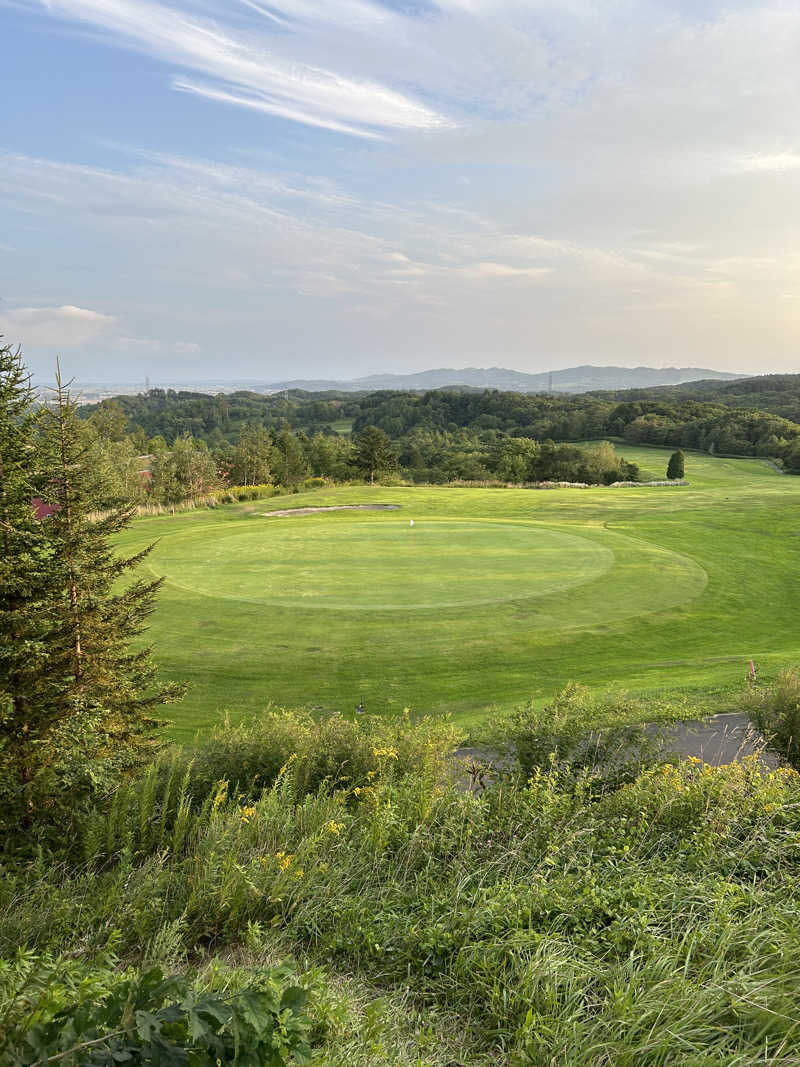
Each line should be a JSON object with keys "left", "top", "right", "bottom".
{"left": 113, "top": 446, "right": 800, "bottom": 740}
{"left": 4, "top": 710, "right": 800, "bottom": 1065}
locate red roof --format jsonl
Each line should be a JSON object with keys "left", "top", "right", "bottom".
{"left": 31, "top": 497, "right": 59, "bottom": 520}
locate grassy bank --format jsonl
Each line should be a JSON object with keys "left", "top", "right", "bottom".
{"left": 3, "top": 708, "right": 800, "bottom": 1064}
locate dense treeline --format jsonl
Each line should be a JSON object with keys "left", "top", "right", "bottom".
{"left": 593, "top": 372, "right": 800, "bottom": 425}
{"left": 81, "top": 388, "right": 362, "bottom": 446}
{"left": 350, "top": 389, "right": 800, "bottom": 471}
{"left": 79, "top": 377, "right": 800, "bottom": 495}
{"left": 78, "top": 397, "right": 642, "bottom": 501}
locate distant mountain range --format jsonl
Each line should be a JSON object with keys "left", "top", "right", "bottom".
{"left": 72, "top": 364, "right": 742, "bottom": 403}
{"left": 267, "top": 365, "right": 741, "bottom": 394}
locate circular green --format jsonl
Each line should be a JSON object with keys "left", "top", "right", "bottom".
{"left": 157, "top": 519, "right": 615, "bottom": 611}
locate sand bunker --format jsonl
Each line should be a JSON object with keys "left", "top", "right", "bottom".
{"left": 263, "top": 503, "right": 400, "bottom": 518}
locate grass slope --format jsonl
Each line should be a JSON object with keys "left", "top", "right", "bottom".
{"left": 116, "top": 446, "right": 800, "bottom": 739}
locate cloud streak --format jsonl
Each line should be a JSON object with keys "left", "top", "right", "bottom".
{"left": 32, "top": 0, "right": 451, "bottom": 137}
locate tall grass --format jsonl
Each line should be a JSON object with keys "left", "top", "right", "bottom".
{"left": 3, "top": 708, "right": 800, "bottom": 1064}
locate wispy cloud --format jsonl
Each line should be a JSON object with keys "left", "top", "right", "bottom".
{"left": 736, "top": 152, "right": 800, "bottom": 173}
{"left": 28, "top": 0, "right": 451, "bottom": 137}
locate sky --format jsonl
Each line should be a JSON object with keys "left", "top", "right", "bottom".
{"left": 2, "top": 0, "right": 800, "bottom": 384}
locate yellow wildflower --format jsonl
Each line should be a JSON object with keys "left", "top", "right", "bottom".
{"left": 294, "top": 867, "right": 304, "bottom": 879}
{"left": 372, "top": 747, "right": 398, "bottom": 760}
{"left": 327, "top": 820, "right": 344, "bottom": 835}
{"left": 279, "top": 854, "right": 294, "bottom": 872}
{"left": 240, "top": 806, "right": 257, "bottom": 823}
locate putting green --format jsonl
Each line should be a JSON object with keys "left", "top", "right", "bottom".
{"left": 158, "top": 520, "right": 617, "bottom": 610}
{"left": 151, "top": 517, "right": 708, "bottom": 618}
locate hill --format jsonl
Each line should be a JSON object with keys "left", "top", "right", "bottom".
{"left": 267, "top": 364, "right": 740, "bottom": 393}
{"left": 593, "top": 373, "right": 800, "bottom": 423}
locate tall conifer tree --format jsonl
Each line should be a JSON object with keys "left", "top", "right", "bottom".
{"left": 1, "top": 356, "right": 184, "bottom": 838}
{"left": 40, "top": 370, "right": 185, "bottom": 742}
{"left": 0, "top": 344, "right": 61, "bottom": 817}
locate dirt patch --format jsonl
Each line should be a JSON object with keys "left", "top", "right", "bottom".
{"left": 262, "top": 503, "right": 400, "bottom": 518}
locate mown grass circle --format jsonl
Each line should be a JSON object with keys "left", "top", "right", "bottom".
{"left": 156, "top": 519, "right": 615, "bottom": 611}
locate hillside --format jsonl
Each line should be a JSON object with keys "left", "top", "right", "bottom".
{"left": 268, "top": 364, "right": 740, "bottom": 393}
{"left": 595, "top": 373, "right": 800, "bottom": 422}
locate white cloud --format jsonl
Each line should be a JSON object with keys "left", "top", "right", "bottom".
{"left": 461, "top": 261, "right": 553, "bottom": 280}
{"left": 0, "top": 305, "right": 116, "bottom": 347}
{"left": 736, "top": 152, "right": 800, "bottom": 173}
{"left": 28, "top": 0, "right": 451, "bottom": 137}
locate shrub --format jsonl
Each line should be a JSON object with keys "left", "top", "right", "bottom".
{"left": 743, "top": 668, "right": 800, "bottom": 767}
{"left": 667, "top": 449, "right": 685, "bottom": 479}
{"left": 0, "top": 951, "right": 314, "bottom": 1066}
{"left": 77, "top": 708, "right": 462, "bottom": 864}
{"left": 502, "top": 684, "right": 668, "bottom": 791}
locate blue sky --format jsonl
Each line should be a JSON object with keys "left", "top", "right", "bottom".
{"left": 2, "top": 0, "right": 800, "bottom": 384}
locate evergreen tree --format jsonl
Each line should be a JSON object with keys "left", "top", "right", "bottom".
{"left": 667, "top": 450, "right": 685, "bottom": 479}
{"left": 0, "top": 345, "right": 62, "bottom": 824}
{"left": 354, "top": 426, "right": 395, "bottom": 484}
{"left": 1, "top": 370, "right": 185, "bottom": 837}
{"left": 42, "top": 370, "right": 185, "bottom": 718}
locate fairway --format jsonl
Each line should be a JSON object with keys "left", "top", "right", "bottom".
{"left": 118, "top": 446, "right": 800, "bottom": 738}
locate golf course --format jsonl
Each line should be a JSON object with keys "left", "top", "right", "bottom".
{"left": 118, "top": 444, "right": 800, "bottom": 739}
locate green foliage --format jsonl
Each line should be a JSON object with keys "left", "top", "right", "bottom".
{"left": 79, "top": 378, "right": 800, "bottom": 492}
{"left": 4, "top": 703, "right": 800, "bottom": 1064}
{"left": 353, "top": 426, "right": 395, "bottom": 484}
{"left": 502, "top": 683, "right": 669, "bottom": 790}
{"left": 273, "top": 428, "right": 310, "bottom": 486}
{"left": 77, "top": 709, "right": 462, "bottom": 863}
{"left": 0, "top": 359, "right": 184, "bottom": 848}
{"left": 0, "top": 344, "right": 63, "bottom": 828}
{"left": 743, "top": 667, "right": 800, "bottom": 768}
{"left": 667, "top": 449, "right": 685, "bottom": 479}
{"left": 226, "top": 423, "right": 274, "bottom": 487}
{"left": 0, "top": 952, "right": 314, "bottom": 1066}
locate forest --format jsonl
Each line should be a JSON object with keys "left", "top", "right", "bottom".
{"left": 74, "top": 373, "right": 800, "bottom": 506}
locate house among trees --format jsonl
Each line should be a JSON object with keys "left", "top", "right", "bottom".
{"left": 30, "top": 497, "right": 58, "bottom": 520}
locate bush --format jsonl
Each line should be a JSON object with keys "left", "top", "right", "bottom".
{"left": 77, "top": 708, "right": 463, "bottom": 864}
{"left": 743, "top": 668, "right": 800, "bottom": 767}
{"left": 502, "top": 684, "right": 671, "bottom": 791}
{"left": 667, "top": 449, "right": 685, "bottom": 479}
{"left": 0, "top": 952, "right": 314, "bottom": 1066}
